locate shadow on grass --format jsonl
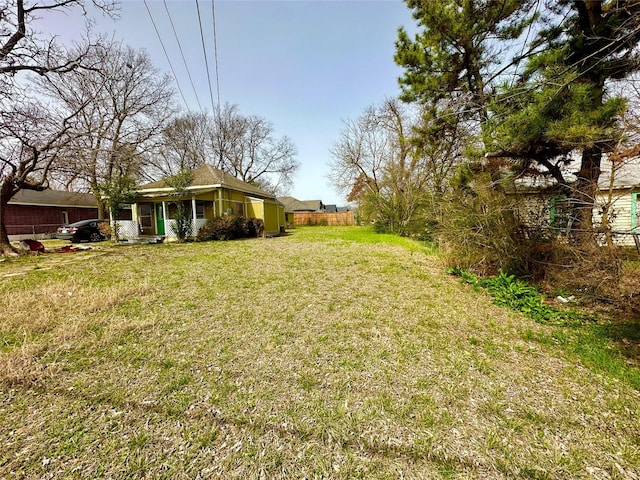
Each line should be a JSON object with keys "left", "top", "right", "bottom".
{"left": 597, "top": 319, "right": 640, "bottom": 366}
{"left": 566, "top": 318, "right": 640, "bottom": 391}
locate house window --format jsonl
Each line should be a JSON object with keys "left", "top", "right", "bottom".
{"left": 234, "top": 202, "right": 245, "bottom": 217}
{"left": 117, "top": 205, "right": 133, "bottom": 221}
{"left": 550, "top": 195, "right": 575, "bottom": 233}
{"left": 195, "top": 200, "right": 206, "bottom": 219}
{"left": 139, "top": 203, "right": 153, "bottom": 229}
{"left": 61, "top": 211, "right": 69, "bottom": 225}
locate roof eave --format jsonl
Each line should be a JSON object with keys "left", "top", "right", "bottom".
{"left": 135, "top": 183, "right": 275, "bottom": 200}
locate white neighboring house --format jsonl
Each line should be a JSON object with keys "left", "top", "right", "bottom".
{"left": 511, "top": 157, "right": 640, "bottom": 246}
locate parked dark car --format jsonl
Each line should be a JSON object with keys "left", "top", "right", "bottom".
{"left": 56, "top": 219, "right": 107, "bottom": 242}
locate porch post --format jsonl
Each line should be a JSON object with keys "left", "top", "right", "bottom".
{"left": 162, "top": 201, "right": 168, "bottom": 236}
{"left": 109, "top": 206, "right": 115, "bottom": 239}
{"left": 131, "top": 204, "right": 138, "bottom": 235}
{"left": 218, "top": 189, "right": 223, "bottom": 216}
{"left": 192, "top": 197, "right": 197, "bottom": 236}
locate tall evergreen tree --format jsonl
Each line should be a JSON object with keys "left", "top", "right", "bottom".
{"left": 491, "top": 0, "right": 640, "bottom": 241}
{"left": 395, "top": 0, "right": 536, "bottom": 134}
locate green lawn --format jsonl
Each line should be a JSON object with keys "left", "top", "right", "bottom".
{"left": 1, "top": 227, "right": 638, "bottom": 479}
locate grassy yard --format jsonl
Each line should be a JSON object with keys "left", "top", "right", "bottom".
{"left": 0, "top": 226, "right": 638, "bottom": 479}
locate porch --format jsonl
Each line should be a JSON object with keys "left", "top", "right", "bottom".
{"left": 113, "top": 218, "right": 208, "bottom": 241}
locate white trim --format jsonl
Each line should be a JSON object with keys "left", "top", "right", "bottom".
{"left": 136, "top": 184, "right": 276, "bottom": 200}
{"left": 137, "top": 184, "right": 221, "bottom": 194}
{"left": 162, "top": 201, "right": 168, "bottom": 234}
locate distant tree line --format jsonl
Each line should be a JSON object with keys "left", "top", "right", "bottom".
{"left": 0, "top": 0, "right": 299, "bottom": 255}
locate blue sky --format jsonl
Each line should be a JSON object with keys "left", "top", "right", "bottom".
{"left": 42, "top": 0, "right": 415, "bottom": 205}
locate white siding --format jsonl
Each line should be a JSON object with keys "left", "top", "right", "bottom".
{"left": 594, "top": 190, "right": 636, "bottom": 246}
{"left": 514, "top": 189, "right": 639, "bottom": 246}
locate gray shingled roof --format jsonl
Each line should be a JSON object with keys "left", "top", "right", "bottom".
{"left": 9, "top": 189, "right": 97, "bottom": 208}
{"left": 277, "top": 196, "right": 323, "bottom": 212}
{"left": 138, "top": 165, "right": 275, "bottom": 198}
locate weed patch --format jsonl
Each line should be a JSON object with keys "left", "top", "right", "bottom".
{"left": 450, "top": 269, "right": 590, "bottom": 326}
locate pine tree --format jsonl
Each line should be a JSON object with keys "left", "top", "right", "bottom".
{"left": 395, "top": 0, "right": 535, "bottom": 133}
{"left": 491, "top": 0, "right": 640, "bottom": 241}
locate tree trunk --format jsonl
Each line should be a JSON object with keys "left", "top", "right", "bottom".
{"left": 0, "top": 179, "right": 18, "bottom": 255}
{"left": 573, "top": 148, "right": 601, "bottom": 244}
{"left": 96, "top": 196, "right": 106, "bottom": 220}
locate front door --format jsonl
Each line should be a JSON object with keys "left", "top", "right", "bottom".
{"left": 156, "top": 203, "right": 165, "bottom": 235}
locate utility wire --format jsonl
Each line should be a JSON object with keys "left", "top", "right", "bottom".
{"left": 163, "top": 0, "right": 203, "bottom": 111}
{"left": 195, "top": 0, "right": 217, "bottom": 114}
{"left": 211, "top": 0, "right": 221, "bottom": 111}
{"left": 143, "top": 0, "right": 189, "bottom": 110}
{"left": 509, "top": 0, "right": 541, "bottom": 88}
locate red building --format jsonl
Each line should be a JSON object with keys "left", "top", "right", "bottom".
{"left": 4, "top": 189, "right": 98, "bottom": 239}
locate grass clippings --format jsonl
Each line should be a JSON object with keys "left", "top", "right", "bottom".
{"left": 0, "top": 227, "right": 638, "bottom": 479}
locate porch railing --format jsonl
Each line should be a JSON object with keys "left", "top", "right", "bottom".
{"left": 164, "top": 219, "right": 207, "bottom": 238}
{"left": 112, "top": 219, "right": 207, "bottom": 240}
{"left": 114, "top": 220, "right": 139, "bottom": 240}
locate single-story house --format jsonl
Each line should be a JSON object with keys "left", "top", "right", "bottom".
{"left": 511, "top": 157, "right": 640, "bottom": 246}
{"left": 4, "top": 189, "right": 98, "bottom": 240}
{"left": 276, "top": 196, "right": 355, "bottom": 226}
{"left": 277, "top": 196, "right": 326, "bottom": 226}
{"left": 277, "top": 196, "right": 325, "bottom": 213}
{"left": 118, "top": 165, "right": 286, "bottom": 240}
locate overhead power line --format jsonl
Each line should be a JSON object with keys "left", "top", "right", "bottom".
{"left": 143, "top": 0, "right": 189, "bottom": 109}
{"left": 163, "top": 0, "right": 203, "bottom": 111}
{"left": 195, "top": 0, "right": 217, "bottom": 115}
{"left": 211, "top": 0, "right": 221, "bottom": 110}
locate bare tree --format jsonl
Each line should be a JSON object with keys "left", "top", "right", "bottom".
{"left": 211, "top": 104, "right": 299, "bottom": 195}
{"left": 0, "top": 100, "right": 88, "bottom": 254}
{"left": 38, "top": 40, "right": 176, "bottom": 217}
{"left": 329, "top": 98, "right": 465, "bottom": 234}
{"left": 0, "top": 0, "right": 116, "bottom": 254}
{"left": 329, "top": 105, "right": 388, "bottom": 201}
{"left": 150, "top": 104, "right": 299, "bottom": 195}
{"left": 1, "top": 0, "right": 117, "bottom": 94}
{"left": 147, "top": 111, "right": 210, "bottom": 178}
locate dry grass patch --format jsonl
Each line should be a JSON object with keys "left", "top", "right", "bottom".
{"left": 1, "top": 228, "right": 639, "bottom": 479}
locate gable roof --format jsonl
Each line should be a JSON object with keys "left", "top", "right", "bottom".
{"left": 325, "top": 204, "right": 338, "bottom": 213}
{"left": 9, "top": 189, "right": 97, "bottom": 208}
{"left": 137, "top": 165, "right": 275, "bottom": 199}
{"left": 277, "top": 196, "right": 324, "bottom": 212}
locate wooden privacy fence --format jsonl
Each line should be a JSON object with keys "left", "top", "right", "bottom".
{"left": 293, "top": 212, "right": 355, "bottom": 226}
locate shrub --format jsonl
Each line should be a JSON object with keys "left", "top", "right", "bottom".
{"left": 246, "top": 218, "right": 264, "bottom": 237}
{"left": 438, "top": 176, "right": 625, "bottom": 300}
{"left": 98, "top": 220, "right": 112, "bottom": 240}
{"left": 373, "top": 220, "right": 390, "bottom": 234}
{"left": 197, "top": 215, "right": 255, "bottom": 241}
{"left": 542, "top": 242, "right": 624, "bottom": 297}
{"left": 437, "top": 175, "right": 526, "bottom": 276}
{"left": 172, "top": 202, "right": 193, "bottom": 242}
